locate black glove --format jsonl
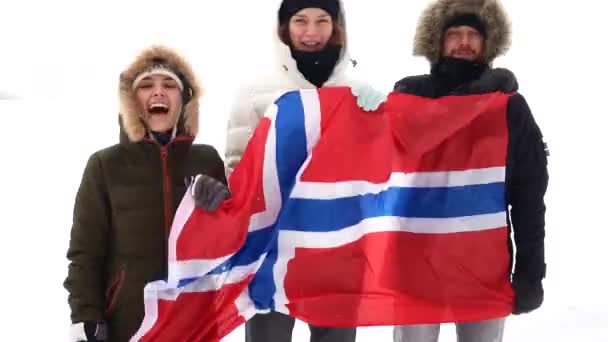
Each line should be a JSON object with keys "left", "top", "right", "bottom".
{"left": 512, "top": 276, "right": 544, "bottom": 315}
{"left": 77, "top": 321, "right": 107, "bottom": 341}
{"left": 189, "top": 174, "right": 231, "bottom": 212}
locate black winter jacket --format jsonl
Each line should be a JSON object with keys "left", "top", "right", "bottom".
{"left": 393, "top": 58, "right": 548, "bottom": 288}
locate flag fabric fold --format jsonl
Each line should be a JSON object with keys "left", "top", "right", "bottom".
{"left": 131, "top": 87, "right": 514, "bottom": 342}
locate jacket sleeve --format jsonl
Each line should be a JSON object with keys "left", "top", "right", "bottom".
{"left": 64, "top": 152, "right": 111, "bottom": 323}
{"left": 506, "top": 93, "right": 549, "bottom": 284}
{"left": 225, "top": 85, "right": 261, "bottom": 176}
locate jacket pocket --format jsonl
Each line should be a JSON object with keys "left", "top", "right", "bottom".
{"left": 104, "top": 266, "right": 126, "bottom": 315}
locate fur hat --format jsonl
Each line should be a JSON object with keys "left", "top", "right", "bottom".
{"left": 118, "top": 45, "right": 201, "bottom": 142}
{"left": 413, "top": 0, "right": 511, "bottom": 63}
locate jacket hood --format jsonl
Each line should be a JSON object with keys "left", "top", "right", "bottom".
{"left": 414, "top": 0, "right": 511, "bottom": 64}
{"left": 118, "top": 45, "right": 202, "bottom": 143}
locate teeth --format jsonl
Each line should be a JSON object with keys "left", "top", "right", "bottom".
{"left": 149, "top": 103, "right": 168, "bottom": 110}
{"left": 303, "top": 42, "right": 319, "bottom": 46}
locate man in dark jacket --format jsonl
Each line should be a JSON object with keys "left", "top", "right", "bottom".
{"left": 64, "top": 46, "right": 227, "bottom": 342}
{"left": 392, "top": 0, "right": 548, "bottom": 341}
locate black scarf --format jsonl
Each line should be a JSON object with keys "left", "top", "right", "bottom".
{"left": 290, "top": 45, "right": 341, "bottom": 87}
{"left": 431, "top": 57, "right": 488, "bottom": 93}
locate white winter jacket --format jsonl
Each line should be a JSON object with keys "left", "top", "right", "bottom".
{"left": 225, "top": 0, "right": 359, "bottom": 174}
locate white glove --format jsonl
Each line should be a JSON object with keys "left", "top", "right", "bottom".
{"left": 69, "top": 321, "right": 107, "bottom": 341}
{"left": 351, "top": 83, "right": 387, "bottom": 111}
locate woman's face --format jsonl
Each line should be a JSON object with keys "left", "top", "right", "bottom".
{"left": 135, "top": 74, "right": 183, "bottom": 133}
{"left": 288, "top": 8, "right": 333, "bottom": 52}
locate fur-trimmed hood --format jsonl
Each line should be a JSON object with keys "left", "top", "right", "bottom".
{"left": 414, "top": 0, "right": 511, "bottom": 64}
{"left": 118, "top": 45, "right": 202, "bottom": 143}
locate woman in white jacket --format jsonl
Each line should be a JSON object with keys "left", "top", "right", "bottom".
{"left": 225, "top": 0, "right": 384, "bottom": 176}
{"left": 221, "top": 1, "right": 382, "bottom": 341}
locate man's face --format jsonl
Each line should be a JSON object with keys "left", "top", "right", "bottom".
{"left": 442, "top": 25, "right": 483, "bottom": 61}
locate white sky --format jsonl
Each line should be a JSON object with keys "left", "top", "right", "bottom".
{"left": 0, "top": 0, "right": 607, "bottom": 341}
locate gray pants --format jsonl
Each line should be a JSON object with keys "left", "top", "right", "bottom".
{"left": 393, "top": 318, "right": 505, "bottom": 342}
{"left": 245, "top": 311, "right": 357, "bottom": 342}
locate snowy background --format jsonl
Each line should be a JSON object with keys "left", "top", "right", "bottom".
{"left": 1, "top": 0, "right": 606, "bottom": 341}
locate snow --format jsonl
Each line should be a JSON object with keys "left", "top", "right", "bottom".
{"left": 0, "top": 0, "right": 606, "bottom": 341}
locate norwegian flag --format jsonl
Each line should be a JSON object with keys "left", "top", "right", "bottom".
{"left": 131, "top": 88, "right": 514, "bottom": 342}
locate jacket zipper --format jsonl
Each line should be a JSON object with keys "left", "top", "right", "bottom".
{"left": 160, "top": 146, "right": 173, "bottom": 231}
{"left": 104, "top": 266, "right": 126, "bottom": 314}
{"left": 160, "top": 146, "right": 173, "bottom": 274}
{"left": 156, "top": 136, "right": 192, "bottom": 273}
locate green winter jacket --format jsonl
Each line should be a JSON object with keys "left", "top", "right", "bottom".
{"left": 64, "top": 129, "right": 225, "bottom": 341}
{"left": 65, "top": 45, "right": 226, "bottom": 342}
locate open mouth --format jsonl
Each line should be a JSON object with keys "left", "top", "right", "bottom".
{"left": 149, "top": 103, "right": 169, "bottom": 115}
{"left": 454, "top": 50, "right": 475, "bottom": 56}
{"left": 302, "top": 41, "right": 321, "bottom": 47}
{"left": 301, "top": 41, "right": 322, "bottom": 50}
